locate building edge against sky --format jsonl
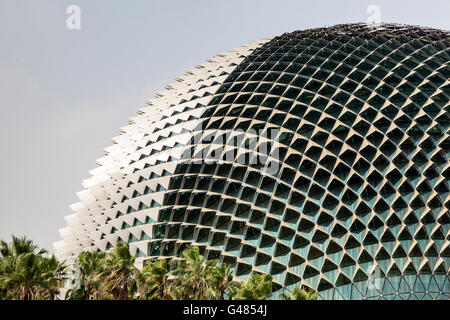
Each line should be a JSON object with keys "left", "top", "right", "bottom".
{"left": 53, "top": 39, "right": 270, "bottom": 263}
{"left": 55, "top": 23, "right": 450, "bottom": 300}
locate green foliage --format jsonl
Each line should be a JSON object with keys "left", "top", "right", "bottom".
{"left": 235, "top": 273, "right": 273, "bottom": 300}
{"left": 136, "top": 259, "right": 169, "bottom": 300}
{"left": 170, "top": 246, "right": 219, "bottom": 300}
{"left": 0, "top": 235, "right": 47, "bottom": 257}
{"left": 65, "top": 251, "right": 106, "bottom": 300}
{"left": 97, "top": 242, "right": 138, "bottom": 300}
{"left": 280, "top": 287, "right": 319, "bottom": 300}
{"left": 0, "top": 236, "right": 66, "bottom": 300}
{"left": 210, "top": 263, "right": 239, "bottom": 300}
{"left": 163, "top": 247, "right": 241, "bottom": 300}
{"left": 0, "top": 236, "right": 320, "bottom": 301}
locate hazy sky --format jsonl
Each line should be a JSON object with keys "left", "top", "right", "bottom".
{"left": 0, "top": 0, "right": 449, "bottom": 252}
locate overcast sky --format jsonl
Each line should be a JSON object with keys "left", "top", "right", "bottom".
{"left": 0, "top": 0, "right": 449, "bottom": 252}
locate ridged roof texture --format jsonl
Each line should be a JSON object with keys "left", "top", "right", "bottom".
{"left": 57, "top": 23, "right": 449, "bottom": 300}
{"left": 54, "top": 40, "right": 269, "bottom": 263}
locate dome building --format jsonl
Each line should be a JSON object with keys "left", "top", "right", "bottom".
{"left": 55, "top": 23, "right": 450, "bottom": 300}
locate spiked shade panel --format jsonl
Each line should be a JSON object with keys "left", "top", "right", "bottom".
{"left": 56, "top": 23, "right": 450, "bottom": 300}
{"left": 54, "top": 40, "right": 269, "bottom": 262}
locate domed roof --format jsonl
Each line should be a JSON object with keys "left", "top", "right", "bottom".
{"left": 56, "top": 23, "right": 450, "bottom": 300}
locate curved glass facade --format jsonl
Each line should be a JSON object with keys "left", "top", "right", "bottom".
{"left": 57, "top": 23, "right": 449, "bottom": 300}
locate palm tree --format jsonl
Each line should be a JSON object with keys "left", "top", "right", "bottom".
{"left": 97, "top": 242, "right": 138, "bottom": 300}
{"left": 137, "top": 259, "right": 169, "bottom": 300}
{"left": 170, "top": 246, "right": 218, "bottom": 300}
{"left": 280, "top": 287, "right": 319, "bottom": 300}
{"left": 66, "top": 251, "right": 106, "bottom": 300}
{"left": 35, "top": 254, "right": 67, "bottom": 300}
{"left": 0, "top": 235, "right": 47, "bottom": 257}
{"left": 0, "top": 236, "right": 66, "bottom": 300}
{"left": 0, "top": 252, "right": 66, "bottom": 300}
{"left": 0, "top": 252, "right": 11, "bottom": 299}
{"left": 211, "top": 263, "right": 237, "bottom": 300}
{"left": 235, "top": 273, "right": 273, "bottom": 300}
{"left": 0, "top": 252, "right": 39, "bottom": 300}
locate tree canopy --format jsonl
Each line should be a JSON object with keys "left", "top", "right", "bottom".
{"left": 0, "top": 236, "right": 319, "bottom": 300}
